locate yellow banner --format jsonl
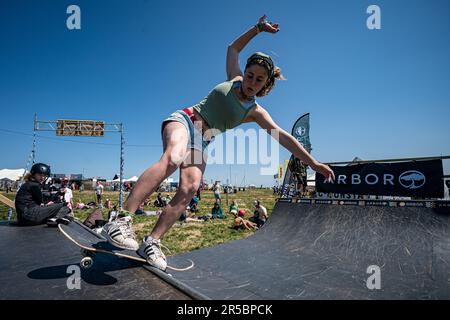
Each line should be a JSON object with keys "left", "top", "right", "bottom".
{"left": 284, "top": 159, "right": 290, "bottom": 175}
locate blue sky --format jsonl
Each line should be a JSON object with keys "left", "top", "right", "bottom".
{"left": 1, "top": 0, "right": 449, "bottom": 186}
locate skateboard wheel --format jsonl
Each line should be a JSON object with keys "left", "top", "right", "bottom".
{"left": 80, "top": 257, "right": 93, "bottom": 269}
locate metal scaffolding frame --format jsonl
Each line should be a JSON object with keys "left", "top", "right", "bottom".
{"left": 29, "top": 114, "right": 126, "bottom": 209}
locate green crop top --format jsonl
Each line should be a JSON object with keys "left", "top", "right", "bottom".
{"left": 193, "top": 80, "right": 257, "bottom": 133}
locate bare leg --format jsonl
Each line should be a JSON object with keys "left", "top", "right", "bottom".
{"left": 150, "top": 149, "right": 206, "bottom": 239}
{"left": 124, "top": 121, "right": 189, "bottom": 213}
{"left": 245, "top": 220, "right": 258, "bottom": 230}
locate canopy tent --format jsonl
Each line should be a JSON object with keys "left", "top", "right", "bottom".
{"left": 108, "top": 176, "right": 139, "bottom": 183}
{"left": 124, "top": 176, "right": 138, "bottom": 183}
{"left": 0, "top": 169, "right": 25, "bottom": 181}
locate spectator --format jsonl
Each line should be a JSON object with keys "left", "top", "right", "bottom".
{"left": 251, "top": 200, "right": 268, "bottom": 227}
{"left": 15, "top": 163, "right": 72, "bottom": 226}
{"left": 179, "top": 207, "right": 207, "bottom": 223}
{"left": 95, "top": 181, "right": 104, "bottom": 207}
{"left": 233, "top": 209, "right": 258, "bottom": 230}
{"left": 178, "top": 209, "right": 187, "bottom": 222}
{"left": 108, "top": 205, "right": 119, "bottom": 222}
{"left": 6, "top": 181, "right": 11, "bottom": 193}
{"left": 135, "top": 203, "right": 145, "bottom": 215}
{"left": 76, "top": 200, "right": 96, "bottom": 210}
{"left": 153, "top": 193, "right": 164, "bottom": 207}
{"left": 76, "top": 200, "right": 86, "bottom": 210}
{"left": 162, "top": 194, "right": 172, "bottom": 206}
{"left": 211, "top": 202, "right": 224, "bottom": 219}
{"left": 188, "top": 195, "right": 199, "bottom": 212}
{"left": 213, "top": 182, "right": 221, "bottom": 204}
{"left": 61, "top": 179, "right": 73, "bottom": 211}
{"left": 229, "top": 200, "right": 238, "bottom": 216}
{"left": 105, "top": 198, "right": 112, "bottom": 209}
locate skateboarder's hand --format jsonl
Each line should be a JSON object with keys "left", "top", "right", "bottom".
{"left": 257, "top": 15, "right": 279, "bottom": 33}
{"left": 312, "top": 163, "right": 335, "bottom": 183}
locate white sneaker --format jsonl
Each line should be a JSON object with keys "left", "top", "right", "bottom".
{"left": 138, "top": 236, "right": 167, "bottom": 271}
{"left": 101, "top": 215, "right": 139, "bottom": 250}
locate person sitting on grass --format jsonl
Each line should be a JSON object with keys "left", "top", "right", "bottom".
{"left": 153, "top": 192, "right": 164, "bottom": 207}
{"left": 104, "top": 198, "right": 112, "bottom": 209}
{"left": 134, "top": 202, "right": 146, "bottom": 215}
{"left": 211, "top": 201, "right": 224, "bottom": 219}
{"left": 75, "top": 200, "right": 85, "bottom": 210}
{"left": 162, "top": 194, "right": 172, "bottom": 206}
{"left": 233, "top": 209, "right": 258, "bottom": 231}
{"left": 179, "top": 207, "right": 205, "bottom": 223}
{"left": 229, "top": 200, "right": 239, "bottom": 216}
{"left": 188, "top": 195, "right": 199, "bottom": 213}
{"left": 251, "top": 200, "right": 268, "bottom": 227}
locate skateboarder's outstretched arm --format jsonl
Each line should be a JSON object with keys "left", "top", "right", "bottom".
{"left": 247, "top": 104, "right": 335, "bottom": 182}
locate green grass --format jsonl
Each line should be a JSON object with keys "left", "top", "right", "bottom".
{"left": 0, "top": 189, "right": 277, "bottom": 256}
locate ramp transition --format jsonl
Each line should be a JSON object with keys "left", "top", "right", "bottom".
{"left": 168, "top": 199, "right": 450, "bottom": 299}
{"left": 2, "top": 199, "right": 449, "bottom": 300}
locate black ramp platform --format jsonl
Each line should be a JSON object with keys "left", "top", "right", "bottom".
{"left": 169, "top": 201, "right": 450, "bottom": 299}
{"left": 0, "top": 222, "right": 190, "bottom": 300}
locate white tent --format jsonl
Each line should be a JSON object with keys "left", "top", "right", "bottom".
{"left": 124, "top": 176, "right": 139, "bottom": 182}
{"left": 0, "top": 169, "right": 26, "bottom": 181}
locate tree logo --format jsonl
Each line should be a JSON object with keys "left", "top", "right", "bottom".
{"left": 295, "top": 126, "right": 306, "bottom": 137}
{"left": 399, "top": 171, "right": 426, "bottom": 189}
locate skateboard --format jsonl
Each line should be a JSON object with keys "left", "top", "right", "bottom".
{"left": 58, "top": 220, "right": 194, "bottom": 271}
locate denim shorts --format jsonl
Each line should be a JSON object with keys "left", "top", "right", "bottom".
{"left": 161, "top": 110, "right": 212, "bottom": 153}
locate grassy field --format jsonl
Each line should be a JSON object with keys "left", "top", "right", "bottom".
{"left": 0, "top": 189, "right": 278, "bottom": 256}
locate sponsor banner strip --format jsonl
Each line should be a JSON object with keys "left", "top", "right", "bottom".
{"left": 316, "top": 160, "right": 444, "bottom": 198}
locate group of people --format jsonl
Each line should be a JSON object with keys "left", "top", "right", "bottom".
{"left": 229, "top": 200, "right": 268, "bottom": 230}
{"left": 152, "top": 193, "right": 173, "bottom": 208}
{"left": 177, "top": 196, "right": 269, "bottom": 232}
{"left": 1, "top": 181, "right": 14, "bottom": 193}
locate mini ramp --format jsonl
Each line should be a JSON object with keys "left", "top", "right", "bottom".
{"left": 1, "top": 199, "right": 449, "bottom": 300}
{"left": 168, "top": 199, "right": 450, "bottom": 299}
{"left": 0, "top": 222, "right": 190, "bottom": 300}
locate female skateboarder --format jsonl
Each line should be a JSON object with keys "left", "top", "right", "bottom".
{"left": 15, "top": 163, "right": 73, "bottom": 226}
{"left": 102, "top": 15, "right": 335, "bottom": 270}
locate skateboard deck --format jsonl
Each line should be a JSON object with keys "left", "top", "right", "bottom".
{"left": 58, "top": 220, "right": 194, "bottom": 271}
{"left": 58, "top": 220, "right": 210, "bottom": 300}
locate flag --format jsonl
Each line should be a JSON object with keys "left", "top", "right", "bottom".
{"left": 291, "top": 113, "right": 312, "bottom": 153}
